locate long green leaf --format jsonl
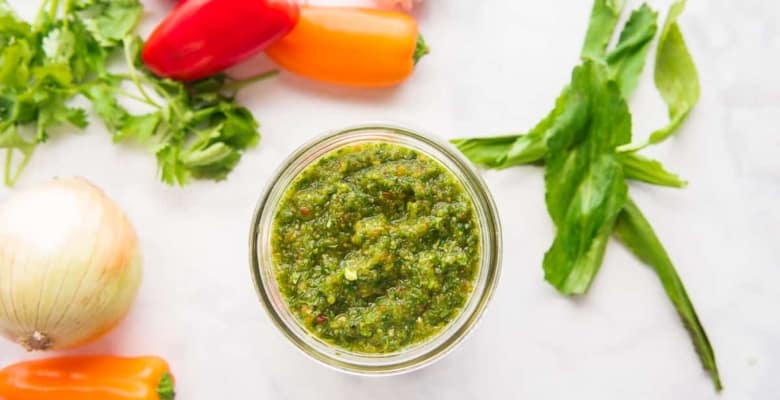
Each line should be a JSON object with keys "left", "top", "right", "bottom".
{"left": 624, "top": 0, "right": 699, "bottom": 152}
{"left": 618, "top": 152, "right": 686, "bottom": 188}
{"left": 454, "top": 3, "right": 657, "bottom": 170}
{"left": 650, "top": 0, "right": 699, "bottom": 144}
{"left": 452, "top": 86, "right": 571, "bottom": 168}
{"left": 614, "top": 197, "right": 722, "bottom": 391}
{"left": 543, "top": 61, "right": 630, "bottom": 295}
{"left": 606, "top": 4, "right": 659, "bottom": 97}
{"left": 452, "top": 129, "right": 686, "bottom": 191}
{"left": 451, "top": 134, "right": 533, "bottom": 169}
{"left": 581, "top": 0, "right": 626, "bottom": 60}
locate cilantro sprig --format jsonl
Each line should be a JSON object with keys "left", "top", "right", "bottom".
{"left": 0, "top": 0, "right": 272, "bottom": 186}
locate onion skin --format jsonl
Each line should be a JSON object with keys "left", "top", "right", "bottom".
{"left": 0, "top": 178, "right": 142, "bottom": 351}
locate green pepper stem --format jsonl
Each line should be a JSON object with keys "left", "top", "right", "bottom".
{"left": 157, "top": 372, "right": 176, "bottom": 400}
{"left": 414, "top": 34, "right": 430, "bottom": 65}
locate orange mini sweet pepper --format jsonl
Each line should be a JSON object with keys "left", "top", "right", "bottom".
{"left": 266, "top": 6, "right": 429, "bottom": 87}
{"left": 0, "top": 356, "right": 174, "bottom": 400}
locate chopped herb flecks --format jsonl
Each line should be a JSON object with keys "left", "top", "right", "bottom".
{"left": 272, "top": 142, "right": 480, "bottom": 354}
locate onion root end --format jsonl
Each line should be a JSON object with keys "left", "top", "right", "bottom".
{"left": 19, "top": 331, "right": 52, "bottom": 351}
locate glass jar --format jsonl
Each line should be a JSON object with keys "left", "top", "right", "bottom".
{"left": 249, "top": 124, "right": 502, "bottom": 375}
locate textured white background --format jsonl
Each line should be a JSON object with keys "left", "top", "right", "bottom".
{"left": 1, "top": 0, "right": 778, "bottom": 399}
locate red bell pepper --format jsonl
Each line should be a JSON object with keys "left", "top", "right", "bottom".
{"left": 143, "top": 0, "right": 299, "bottom": 81}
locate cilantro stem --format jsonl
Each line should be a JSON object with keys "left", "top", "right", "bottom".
{"left": 3, "top": 150, "right": 11, "bottom": 187}
{"left": 111, "top": 71, "right": 184, "bottom": 117}
{"left": 188, "top": 108, "right": 219, "bottom": 122}
{"left": 116, "top": 88, "right": 163, "bottom": 109}
{"left": 3, "top": 147, "right": 32, "bottom": 187}
{"left": 34, "top": 0, "right": 51, "bottom": 26}
{"left": 62, "top": 0, "right": 72, "bottom": 29}
{"left": 122, "top": 38, "right": 160, "bottom": 108}
{"left": 48, "top": 0, "right": 61, "bottom": 19}
{"left": 9, "top": 149, "right": 33, "bottom": 187}
{"left": 78, "top": 82, "right": 160, "bottom": 109}
{"left": 111, "top": 73, "right": 175, "bottom": 104}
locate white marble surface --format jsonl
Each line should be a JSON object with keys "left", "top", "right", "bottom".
{"left": 1, "top": 0, "right": 778, "bottom": 398}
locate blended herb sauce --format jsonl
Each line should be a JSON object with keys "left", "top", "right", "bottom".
{"left": 272, "top": 142, "right": 480, "bottom": 353}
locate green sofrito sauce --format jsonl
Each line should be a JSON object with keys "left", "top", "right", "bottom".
{"left": 272, "top": 142, "right": 480, "bottom": 354}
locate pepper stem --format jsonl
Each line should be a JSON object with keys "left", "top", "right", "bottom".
{"left": 414, "top": 34, "right": 430, "bottom": 65}
{"left": 157, "top": 372, "right": 176, "bottom": 400}
{"left": 19, "top": 331, "right": 52, "bottom": 351}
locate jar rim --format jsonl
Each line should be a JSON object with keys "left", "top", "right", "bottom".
{"left": 249, "top": 123, "right": 502, "bottom": 375}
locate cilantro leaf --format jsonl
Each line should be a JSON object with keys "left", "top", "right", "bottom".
{"left": 0, "top": 1, "right": 30, "bottom": 38}
{"left": 76, "top": 0, "right": 142, "bottom": 47}
{"left": 542, "top": 61, "right": 630, "bottom": 295}
{"left": 86, "top": 82, "right": 162, "bottom": 143}
{"left": 42, "top": 27, "right": 76, "bottom": 63}
{"left": 615, "top": 198, "right": 722, "bottom": 391}
{"left": 0, "top": 0, "right": 269, "bottom": 187}
{"left": 0, "top": 40, "right": 33, "bottom": 89}
{"left": 606, "top": 4, "right": 658, "bottom": 97}
{"left": 207, "top": 103, "right": 260, "bottom": 149}
{"left": 143, "top": 78, "right": 261, "bottom": 185}
{"left": 111, "top": 36, "right": 266, "bottom": 185}
{"left": 0, "top": 0, "right": 140, "bottom": 185}
{"left": 0, "top": 4, "right": 34, "bottom": 90}
{"left": 118, "top": 113, "right": 162, "bottom": 143}
{"left": 155, "top": 143, "right": 188, "bottom": 185}
{"left": 85, "top": 83, "right": 130, "bottom": 127}
{"left": 181, "top": 142, "right": 242, "bottom": 181}
{"left": 67, "top": 18, "right": 111, "bottom": 80}
{"left": 0, "top": 125, "right": 35, "bottom": 186}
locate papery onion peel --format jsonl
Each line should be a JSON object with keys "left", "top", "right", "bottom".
{"left": 0, "top": 177, "right": 142, "bottom": 351}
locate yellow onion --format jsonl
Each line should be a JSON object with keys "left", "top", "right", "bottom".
{"left": 0, "top": 177, "right": 142, "bottom": 351}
